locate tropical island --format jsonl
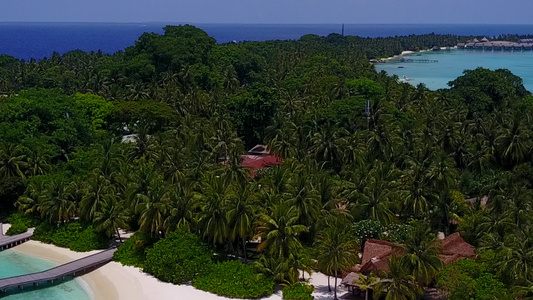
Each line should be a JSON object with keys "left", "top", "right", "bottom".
{"left": 0, "top": 25, "right": 532, "bottom": 300}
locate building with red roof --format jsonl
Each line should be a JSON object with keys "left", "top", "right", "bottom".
{"left": 240, "top": 145, "right": 283, "bottom": 173}
{"left": 241, "top": 154, "right": 282, "bottom": 170}
{"left": 350, "top": 233, "right": 476, "bottom": 274}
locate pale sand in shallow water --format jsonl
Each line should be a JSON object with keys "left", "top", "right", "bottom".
{"left": 12, "top": 241, "right": 346, "bottom": 300}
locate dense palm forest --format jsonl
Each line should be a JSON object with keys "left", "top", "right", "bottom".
{"left": 0, "top": 26, "right": 532, "bottom": 300}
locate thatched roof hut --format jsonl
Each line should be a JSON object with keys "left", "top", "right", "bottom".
{"left": 348, "top": 233, "right": 476, "bottom": 274}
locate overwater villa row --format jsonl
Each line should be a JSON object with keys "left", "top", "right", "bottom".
{"left": 458, "top": 37, "right": 533, "bottom": 50}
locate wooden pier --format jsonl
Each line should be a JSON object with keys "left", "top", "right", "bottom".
{"left": 400, "top": 58, "right": 438, "bottom": 63}
{"left": 0, "top": 225, "right": 34, "bottom": 251}
{"left": 0, "top": 248, "right": 117, "bottom": 293}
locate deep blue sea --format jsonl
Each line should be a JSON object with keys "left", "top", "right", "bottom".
{"left": 376, "top": 50, "right": 533, "bottom": 91}
{"left": 3, "top": 23, "right": 533, "bottom": 60}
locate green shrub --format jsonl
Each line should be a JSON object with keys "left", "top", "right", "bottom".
{"left": 437, "top": 260, "right": 512, "bottom": 300}
{"left": 474, "top": 273, "right": 512, "bottom": 300}
{"left": 4, "top": 212, "right": 39, "bottom": 235}
{"left": 455, "top": 259, "right": 485, "bottom": 278}
{"left": 283, "top": 283, "right": 314, "bottom": 300}
{"left": 352, "top": 220, "right": 383, "bottom": 245}
{"left": 437, "top": 262, "right": 476, "bottom": 300}
{"left": 33, "top": 221, "right": 108, "bottom": 252}
{"left": 144, "top": 230, "right": 213, "bottom": 284}
{"left": 6, "top": 222, "right": 28, "bottom": 235}
{"left": 193, "top": 260, "right": 275, "bottom": 299}
{"left": 114, "top": 232, "right": 149, "bottom": 268}
{"left": 381, "top": 223, "right": 414, "bottom": 243}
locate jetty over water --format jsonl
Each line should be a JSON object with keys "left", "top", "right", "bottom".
{"left": 400, "top": 58, "right": 438, "bottom": 63}
{"left": 0, "top": 225, "right": 34, "bottom": 251}
{"left": 0, "top": 248, "right": 117, "bottom": 293}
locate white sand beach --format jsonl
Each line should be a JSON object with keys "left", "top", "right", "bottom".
{"left": 1, "top": 223, "right": 11, "bottom": 234}
{"left": 383, "top": 49, "right": 432, "bottom": 62}
{"left": 10, "top": 239, "right": 346, "bottom": 300}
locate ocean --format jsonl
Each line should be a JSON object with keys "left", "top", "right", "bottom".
{"left": 2, "top": 23, "right": 533, "bottom": 60}
{"left": 375, "top": 49, "right": 533, "bottom": 91}
{"left": 0, "top": 250, "right": 91, "bottom": 300}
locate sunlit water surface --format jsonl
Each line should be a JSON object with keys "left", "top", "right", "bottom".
{"left": 0, "top": 250, "right": 91, "bottom": 300}
{"left": 376, "top": 50, "right": 533, "bottom": 92}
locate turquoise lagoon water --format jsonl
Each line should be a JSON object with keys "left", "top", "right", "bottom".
{"left": 376, "top": 50, "right": 533, "bottom": 92}
{"left": 0, "top": 250, "right": 91, "bottom": 300}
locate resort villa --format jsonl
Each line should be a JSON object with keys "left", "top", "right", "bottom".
{"left": 342, "top": 233, "right": 476, "bottom": 298}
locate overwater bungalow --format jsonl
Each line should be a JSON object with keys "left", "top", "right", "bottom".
{"left": 459, "top": 39, "right": 533, "bottom": 51}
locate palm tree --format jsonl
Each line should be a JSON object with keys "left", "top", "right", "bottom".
{"left": 254, "top": 255, "right": 298, "bottom": 286}
{"left": 0, "top": 145, "right": 28, "bottom": 180}
{"left": 163, "top": 185, "right": 195, "bottom": 234}
{"left": 287, "top": 172, "right": 320, "bottom": 227}
{"left": 256, "top": 202, "right": 307, "bottom": 259}
{"left": 266, "top": 117, "right": 298, "bottom": 159}
{"left": 80, "top": 171, "right": 115, "bottom": 221}
{"left": 495, "top": 229, "right": 533, "bottom": 285}
{"left": 26, "top": 150, "right": 50, "bottom": 176}
{"left": 496, "top": 114, "right": 531, "bottom": 166}
{"left": 198, "top": 173, "right": 229, "bottom": 245}
{"left": 355, "top": 273, "right": 378, "bottom": 300}
{"left": 512, "top": 280, "right": 533, "bottom": 300}
{"left": 401, "top": 153, "right": 437, "bottom": 218}
{"left": 98, "top": 138, "right": 123, "bottom": 180}
{"left": 94, "top": 198, "right": 130, "bottom": 243}
{"left": 266, "top": 164, "right": 291, "bottom": 196}
{"left": 39, "top": 178, "right": 78, "bottom": 224}
{"left": 226, "top": 183, "right": 257, "bottom": 262}
{"left": 135, "top": 179, "right": 170, "bottom": 237}
{"left": 373, "top": 256, "right": 423, "bottom": 300}
{"left": 294, "top": 249, "right": 313, "bottom": 280}
{"left": 398, "top": 224, "right": 443, "bottom": 286}
{"left": 348, "top": 161, "right": 399, "bottom": 225}
{"left": 310, "top": 126, "right": 346, "bottom": 170}
{"left": 16, "top": 180, "right": 47, "bottom": 216}
{"left": 221, "top": 148, "right": 249, "bottom": 187}
{"left": 314, "top": 222, "right": 359, "bottom": 300}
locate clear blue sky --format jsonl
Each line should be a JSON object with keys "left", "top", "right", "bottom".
{"left": 1, "top": 0, "right": 532, "bottom": 24}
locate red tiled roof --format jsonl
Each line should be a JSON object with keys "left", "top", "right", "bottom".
{"left": 241, "top": 155, "right": 283, "bottom": 170}
{"left": 352, "top": 233, "right": 476, "bottom": 274}
{"left": 440, "top": 233, "right": 476, "bottom": 260}
{"left": 360, "top": 239, "right": 395, "bottom": 268}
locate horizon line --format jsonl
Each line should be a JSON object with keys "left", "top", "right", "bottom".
{"left": 2, "top": 21, "right": 533, "bottom": 26}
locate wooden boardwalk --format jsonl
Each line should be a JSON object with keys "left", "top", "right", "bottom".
{"left": 0, "top": 226, "right": 34, "bottom": 251}
{"left": 0, "top": 248, "right": 117, "bottom": 292}
{"left": 400, "top": 58, "right": 438, "bottom": 63}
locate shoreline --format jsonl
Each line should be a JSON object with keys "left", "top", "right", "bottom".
{"left": 378, "top": 46, "right": 460, "bottom": 63}
{"left": 12, "top": 241, "right": 120, "bottom": 300}
{"left": 380, "top": 49, "right": 431, "bottom": 62}
{"left": 8, "top": 240, "right": 344, "bottom": 300}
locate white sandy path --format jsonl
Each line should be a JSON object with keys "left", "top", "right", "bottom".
{"left": 11, "top": 240, "right": 348, "bottom": 300}
{"left": 1, "top": 223, "right": 11, "bottom": 235}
